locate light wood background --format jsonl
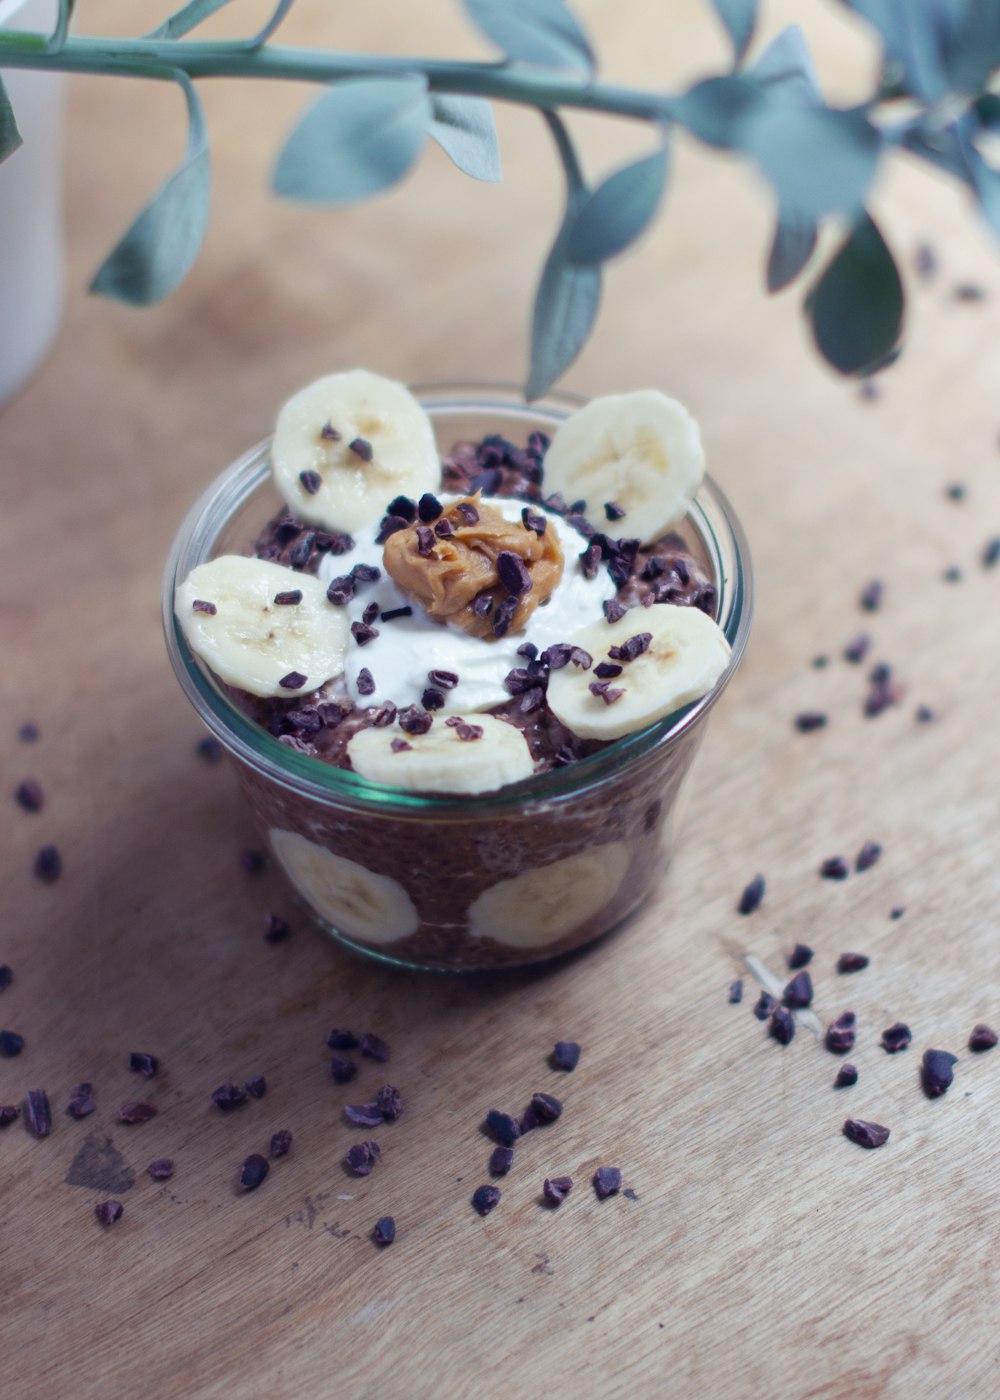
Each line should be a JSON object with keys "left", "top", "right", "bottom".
{"left": 3, "top": 3, "right": 1000, "bottom": 1397}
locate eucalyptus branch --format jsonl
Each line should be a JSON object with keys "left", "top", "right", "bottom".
{"left": 0, "top": 0, "right": 999, "bottom": 400}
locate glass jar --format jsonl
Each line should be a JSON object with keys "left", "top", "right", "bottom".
{"left": 163, "top": 384, "right": 753, "bottom": 971}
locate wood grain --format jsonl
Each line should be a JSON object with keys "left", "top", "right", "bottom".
{"left": 2, "top": 3, "right": 1000, "bottom": 1397}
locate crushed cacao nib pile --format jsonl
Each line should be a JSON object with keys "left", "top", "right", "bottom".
{"left": 236, "top": 431, "right": 716, "bottom": 771}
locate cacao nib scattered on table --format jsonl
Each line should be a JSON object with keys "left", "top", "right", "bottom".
{"left": 969, "top": 1023, "right": 998, "bottom": 1052}
{"left": 738, "top": 874, "right": 765, "bottom": 915}
{"left": 881, "top": 1022, "right": 912, "bottom": 1054}
{"left": 329, "top": 1054, "right": 357, "bottom": 1083}
{"left": 66, "top": 1087, "right": 96, "bottom": 1119}
{"left": 264, "top": 913, "right": 290, "bottom": 943}
{"left": 95, "top": 1200, "right": 124, "bottom": 1226}
{"left": 551, "top": 1041, "right": 581, "bottom": 1072}
{"left": 19, "top": 721, "right": 40, "bottom": 743}
{"left": 834, "top": 1064, "right": 859, "bottom": 1089}
{"left": 859, "top": 579, "right": 884, "bottom": 612}
{"left": 0, "top": 1030, "right": 25, "bottom": 1057}
{"left": 119, "top": 1101, "right": 157, "bottom": 1124}
{"left": 954, "top": 281, "right": 986, "bottom": 301}
{"left": 147, "top": 1158, "right": 175, "bottom": 1181}
{"left": 837, "top": 952, "right": 870, "bottom": 974}
{"left": 372, "top": 1215, "right": 396, "bottom": 1247}
{"left": 543, "top": 1176, "right": 573, "bottom": 1206}
{"left": 34, "top": 845, "right": 62, "bottom": 884}
{"left": 240, "top": 849, "right": 267, "bottom": 875}
{"left": 826, "top": 1011, "right": 857, "bottom": 1055}
{"left": 782, "top": 972, "right": 813, "bottom": 1009}
{"left": 0, "top": 964, "right": 11, "bottom": 992}
{"left": 14, "top": 778, "right": 44, "bottom": 812}
{"left": 843, "top": 1119, "right": 890, "bottom": 1149}
{"left": 526, "top": 1092, "right": 562, "bottom": 1125}
{"left": 982, "top": 537, "right": 1000, "bottom": 569}
{"left": 921, "top": 1049, "right": 958, "bottom": 1099}
{"left": 24, "top": 1090, "right": 52, "bottom": 1137}
{"left": 211, "top": 1082, "right": 248, "bottom": 1112}
{"left": 127, "top": 1052, "right": 159, "bottom": 1079}
{"left": 794, "top": 712, "right": 828, "bottom": 733}
{"left": 245, "top": 1075, "right": 267, "bottom": 1099}
{"left": 359, "top": 1032, "right": 390, "bottom": 1063}
{"left": 345, "top": 1140, "right": 381, "bottom": 1175}
{"left": 0, "top": 1105, "right": 21, "bottom": 1127}
{"left": 770, "top": 1007, "right": 796, "bottom": 1045}
{"left": 788, "top": 944, "right": 813, "bottom": 970}
{"left": 890, "top": 906, "right": 906, "bottom": 920}
{"left": 270, "top": 1129, "right": 293, "bottom": 1158}
{"left": 327, "top": 1028, "right": 358, "bottom": 1050}
{"left": 843, "top": 633, "right": 871, "bottom": 665}
{"left": 812, "top": 655, "right": 829, "bottom": 669}
{"left": 472, "top": 1184, "right": 501, "bottom": 1217}
{"left": 753, "top": 992, "right": 777, "bottom": 1022}
{"left": 915, "top": 705, "right": 936, "bottom": 724}
{"left": 593, "top": 1167, "right": 622, "bottom": 1200}
{"left": 375, "top": 1084, "right": 403, "bottom": 1120}
{"left": 855, "top": 841, "right": 882, "bottom": 872}
{"left": 485, "top": 1110, "right": 521, "bottom": 1147}
{"left": 196, "top": 736, "right": 223, "bottom": 764}
{"left": 490, "top": 1146, "right": 514, "bottom": 1176}
{"left": 820, "top": 856, "right": 849, "bottom": 881}
{"left": 344, "top": 1102, "right": 385, "bottom": 1129}
{"left": 728, "top": 979, "right": 744, "bottom": 1004}
{"left": 239, "top": 1154, "right": 270, "bottom": 1191}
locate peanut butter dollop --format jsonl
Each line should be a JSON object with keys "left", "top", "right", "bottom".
{"left": 382, "top": 495, "right": 564, "bottom": 639}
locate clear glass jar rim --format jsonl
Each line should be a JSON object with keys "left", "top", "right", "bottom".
{"left": 163, "top": 383, "right": 754, "bottom": 816}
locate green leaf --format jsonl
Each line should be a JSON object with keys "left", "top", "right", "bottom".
{"left": 273, "top": 77, "right": 431, "bottom": 206}
{"left": 428, "top": 95, "right": 502, "bottom": 182}
{"left": 808, "top": 212, "right": 904, "bottom": 376}
{"left": 0, "top": 75, "right": 22, "bottom": 167}
{"left": 748, "top": 25, "right": 821, "bottom": 104}
{"left": 565, "top": 143, "right": 668, "bottom": 266}
{"left": 674, "top": 76, "right": 762, "bottom": 150}
{"left": 90, "top": 73, "right": 211, "bottom": 305}
{"left": 744, "top": 105, "right": 882, "bottom": 220}
{"left": 147, "top": 0, "right": 236, "bottom": 40}
{"left": 766, "top": 208, "right": 817, "bottom": 292}
{"left": 463, "top": 0, "right": 594, "bottom": 74}
{"left": 709, "top": 0, "right": 758, "bottom": 64}
{"left": 527, "top": 113, "right": 601, "bottom": 401}
{"left": 47, "top": 0, "right": 75, "bottom": 53}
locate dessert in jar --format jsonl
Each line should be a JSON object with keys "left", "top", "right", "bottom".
{"left": 166, "top": 372, "right": 752, "bottom": 970}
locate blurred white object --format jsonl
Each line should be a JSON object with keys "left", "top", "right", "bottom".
{"left": 0, "top": 0, "right": 65, "bottom": 405}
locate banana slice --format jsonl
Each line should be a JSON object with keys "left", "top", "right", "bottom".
{"left": 175, "top": 555, "right": 347, "bottom": 698}
{"left": 269, "top": 827, "right": 419, "bottom": 945}
{"left": 546, "top": 604, "right": 730, "bottom": 741}
{"left": 468, "top": 843, "right": 630, "bottom": 948}
{"left": 271, "top": 369, "right": 440, "bottom": 533}
{"left": 541, "top": 390, "right": 705, "bottom": 544}
{"left": 347, "top": 715, "right": 535, "bottom": 794}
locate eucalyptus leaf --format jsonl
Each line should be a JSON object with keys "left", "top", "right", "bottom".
{"left": 766, "top": 208, "right": 817, "bottom": 293}
{"left": 940, "top": 7, "right": 1000, "bottom": 93}
{"left": 47, "top": 0, "right": 75, "bottom": 53}
{"left": 748, "top": 25, "right": 821, "bottom": 104}
{"left": 808, "top": 212, "right": 903, "bottom": 376}
{"left": 837, "top": 1, "right": 948, "bottom": 103}
{"left": 745, "top": 105, "right": 882, "bottom": 219}
{"left": 0, "top": 75, "right": 22, "bottom": 167}
{"left": 428, "top": 95, "right": 502, "bottom": 182}
{"left": 90, "top": 73, "right": 211, "bottom": 305}
{"left": 709, "top": 0, "right": 758, "bottom": 64}
{"left": 527, "top": 113, "right": 601, "bottom": 401}
{"left": 463, "top": 0, "right": 594, "bottom": 74}
{"left": 273, "top": 77, "right": 431, "bottom": 206}
{"left": 899, "top": 118, "right": 974, "bottom": 184}
{"left": 674, "top": 75, "right": 761, "bottom": 150}
{"left": 246, "top": 0, "right": 296, "bottom": 49}
{"left": 974, "top": 94, "right": 1000, "bottom": 133}
{"left": 565, "top": 143, "right": 668, "bottom": 266}
{"left": 147, "top": 0, "right": 237, "bottom": 41}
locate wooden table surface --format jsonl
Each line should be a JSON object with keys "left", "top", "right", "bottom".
{"left": 3, "top": 3, "right": 1000, "bottom": 1396}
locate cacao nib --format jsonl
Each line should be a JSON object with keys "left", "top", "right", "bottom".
{"left": 843, "top": 1119, "right": 890, "bottom": 1149}
{"left": 428, "top": 669, "right": 459, "bottom": 690}
{"left": 0, "top": 1105, "right": 20, "bottom": 1128}
{"left": 147, "top": 1158, "right": 175, "bottom": 1181}
{"left": 18, "top": 722, "right": 39, "bottom": 743}
{"left": 14, "top": 778, "right": 44, "bottom": 812}
{"left": 837, "top": 953, "right": 870, "bottom": 974}
{"left": 769, "top": 1007, "right": 796, "bottom": 1045}
{"left": 794, "top": 712, "right": 828, "bottom": 733}
{"left": 319, "top": 421, "right": 341, "bottom": 440}
{"left": 329, "top": 1053, "right": 357, "bottom": 1084}
{"left": 434, "top": 517, "right": 454, "bottom": 539}
{"left": 278, "top": 672, "right": 307, "bottom": 690}
{"left": 119, "top": 1101, "right": 157, "bottom": 1124}
{"left": 376, "top": 514, "right": 409, "bottom": 543}
{"left": 738, "top": 874, "right": 765, "bottom": 915}
{"left": 344, "top": 1102, "right": 384, "bottom": 1129}
{"left": 455, "top": 501, "right": 480, "bottom": 525}
{"left": 299, "top": 469, "right": 322, "bottom": 495}
{"left": 593, "top": 661, "right": 623, "bottom": 680}
{"left": 211, "top": 1082, "right": 248, "bottom": 1111}
{"left": 270, "top": 1129, "right": 293, "bottom": 1158}
{"left": 472, "top": 1184, "right": 501, "bottom": 1216}
{"left": 245, "top": 1075, "right": 267, "bottom": 1100}
{"left": 921, "top": 1048, "right": 957, "bottom": 1099}
{"left": 195, "top": 736, "right": 224, "bottom": 764}
{"left": 881, "top": 1022, "right": 912, "bottom": 1054}
{"left": 0, "top": 964, "right": 12, "bottom": 992}
{"left": 551, "top": 1040, "right": 581, "bottom": 1072}
{"left": 385, "top": 495, "right": 417, "bottom": 523}
{"left": 127, "top": 1052, "right": 159, "bottom": 1079}
{"left": 604, "top": 501, "right": 626, "bottom": 521}
{"left": 372, "top": 1215, "right": 396, "bottom": 1247}
{"left": 327, "top": 1028, "right": 359, "bottom": 1050}
{"left": 608, "top": 632, "right": 651, "bottom": 663}
{"left": 264, "top": 913, "right": 290, "bottom": 943}
{"left": 239, "top": 1154, "right": 270, "bottom": 1190}
{"left": 351, "top": 621, "right": 379, "bottom": 647}
{"left": 345, "top": 1141, "right": 381, "bottom": 1175}
{"left": 485, "top": 1109, "right": 521, "bottom": 1147}
{"left": 843, "top": 632, "right": 872, "bottom": 664}
{"left": 490, "top": 1145, "right": 514, "bottom": 1176}
{"left": 982, "top": 537, "right": 1000, "bottom": 569}
{"left": 421, "top": 688, "right": 445, "bottom": 712}
{"left": 469, "top": 466, "right": 502, "bottom": 496}
{"left": 349, "top": 437, "right": 373, "bottom": 461}
{"left": 240, "top": 848, "right": 267, "bottom": 874}
{"left": 753, "top": 992, "right": 777, "bottom": 1022}
{"left": 375, "top": 1084, "right": 403, "bottom": 1120}
{"left": 543, "top": 1175, "right": 573, "bottom": 1206}
{"left": 418, "top": 492, "right": 442, "bottom": 522}
{"left": 24, "top": 1090, "right": 52, "bottom": 1137}
{"left": 359, "top": 1032, "right": 390, "bottom": 1063}
{"left": 95, "top": 1200, "right": 124, "bottom": 1226}
{"left": 826, "top": 1011, "right": 857, "bottom": 1055}
{"left": 593, "top": 1167, "right": 622, "bottom": 1200}
{"left": 391, "top": 738, "right": 412, "bottom": 753}
{"left": 0, "top": 1030, "right": 25, "bottom": 1057}
{"left": 526, "top": 1092, "right": 561, "bottom": 1126}
{"left": 497, "top": 551, "right": 533, "bottom": 597}
{"left": 34, "top": 845, "right": 62, "bottom": 884}
{"left": 356, "top": 668, "right": 376, "bottom": 696}
{"left": 728, "top": 979, "right": 743, "bottom": 1004}
{"left": 492, "top": 596, "right": 519, "bottom": 638}
{"left": 326, "top": 574, "right": 355, "bottom": 605}
{"left": 969, "top": 1023, "right": 998, "bottom": 1052}
{"left": 834, "top": 1064, "right": 858, "bottom": 1089}
{"left": 782, "top": 971, "right": 813, "bottom": 1009}
{"left": 569, "top": 646, "right": 592, "bottom": 670}
{"left": 397, "top": 706, "right": 433, "bottom": 736}
{"left": 820, "top": 856, "right": 849, "bottom": 881}
{"left": 273, "top": 589, "right": 303, "bottom": 606}
{"left": 859, "top": 579, "right": 884, "bottom": 612}
{"left": 522, "top": 508, "right": 547, "bottom": 535}
{"left": 66, "top": 1088, "right": 96, "bottom": 1119}
{"left": 191, "top": 599, "right": 217, "bottom": 615}
{"left": 855, "top": 841, "right": 882, "bottom": 872}
{"left": 788, "top": 943, "right": 813, "bottom": 970}
{"left": 603, "top": 599, "right": 628, "bottom": 623}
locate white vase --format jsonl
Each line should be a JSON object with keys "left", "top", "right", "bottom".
{"left": 0, "top": 0, "right": 65, "bottom": 405}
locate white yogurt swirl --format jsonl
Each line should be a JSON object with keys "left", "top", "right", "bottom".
{"left": 317, "top": 498, "right": 615, "bottom": 712}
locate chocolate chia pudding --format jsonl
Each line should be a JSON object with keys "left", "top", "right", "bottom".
{"left": 165, "top": 377, "right": 752, "bottom": 970}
